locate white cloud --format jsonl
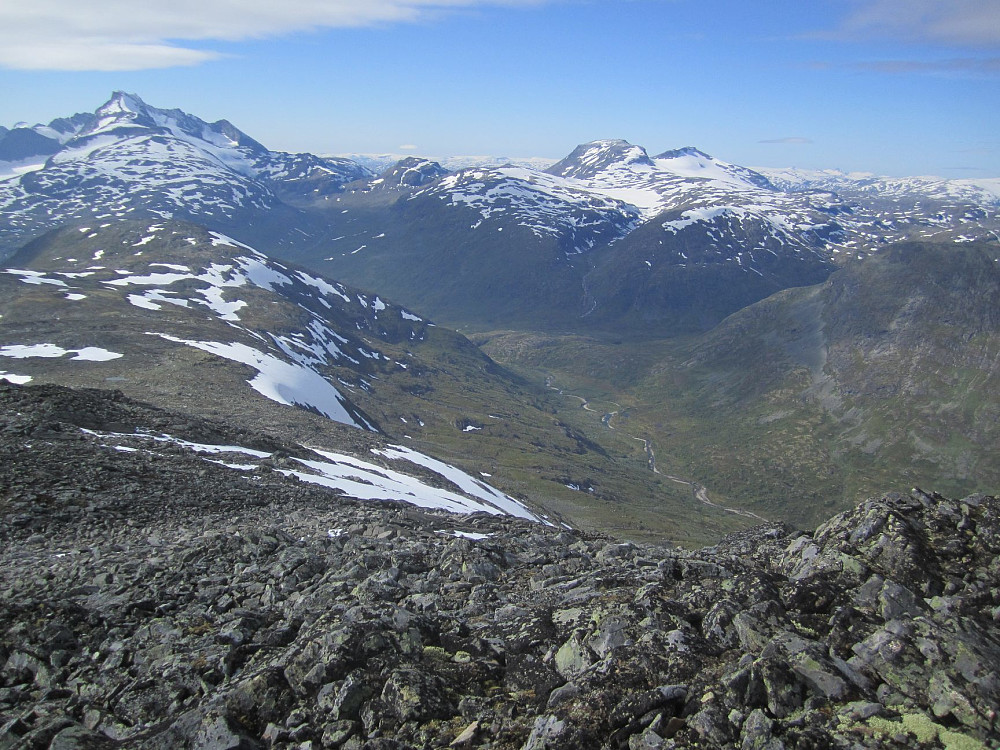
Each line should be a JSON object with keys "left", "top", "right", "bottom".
{"left": 398, "top": 144, "right": 419, "bottom": 150}
{"left": 0, "top": 0, "right": 550, "bottom": 71}
{"left": 839, "top": 0, "right": 1000, "bottom": 46}
{"left": 0, "top": 42, "right": 222, "bottom": 72}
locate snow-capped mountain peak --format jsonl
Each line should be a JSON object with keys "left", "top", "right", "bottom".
{"left": 546, "top": 139, "right": 655, "bottom": 180}
{"left": 653, "top": 147, "right": 775, "bottom": 191}
{"left": 80, "top": 91, "right": 267, "bottom": 158}
{"left": 0, "top": 93, "right": 372, "bottom": 252}
{"left": 373, "top": 157, "right": 449, "bottom": 189}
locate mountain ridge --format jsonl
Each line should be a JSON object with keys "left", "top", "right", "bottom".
{"left": 4, "top": 93, "right": 998, "bottom": 338}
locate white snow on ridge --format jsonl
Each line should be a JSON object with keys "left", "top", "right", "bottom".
{"left": 0, "top": 157, "right": 47, "bottom": 183}
{"left": 291, "top": 445, "right": 542, "bottom": 520}
{"left": 209, "top": 231, "right": 255, "bottom": 251}
{"left": 83, "top": 428, "right": 543, "bottom": 522}
{"left": 429, "top": 167, "right": 639, "bottom": 239}
{"left": 153, "top": 334, "right": 365, "bottom": 429}
{"left": 294, "top": 270, "right": 352, "bottom": 303}
{"left": 101, "top": 254, "right": 298, "bottom": 322}
{"left": 47, "top": 135, "right": 122, "bottom": 166}
{"left": 4, "top": 269, "right": 68, "bottom": 287}
{"left": 375, "top": 444, "right": 543, "bottom": 522}
{"left": 0, "top": 343, "right": 123, "bottom": 361}
{"left": 661, "top": 206, "right": 736, "bottom": 233}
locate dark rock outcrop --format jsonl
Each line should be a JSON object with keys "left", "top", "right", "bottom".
{"left": 1, "top": 383, "right": 998, "bottom": 748}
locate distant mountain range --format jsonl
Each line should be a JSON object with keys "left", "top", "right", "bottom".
{"left": 3, "top": 92, "right": 998, "bottom": 335}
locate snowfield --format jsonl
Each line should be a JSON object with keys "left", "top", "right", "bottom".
{"left": 83, "top": 428, "right": 545, "bottom": 522}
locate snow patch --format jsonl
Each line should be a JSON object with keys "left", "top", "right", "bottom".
{"left": 153, "top": 334, "right": 364, "bottom": 429}
{"left": 0, "top": 344, "right": 122, "bottom": 361}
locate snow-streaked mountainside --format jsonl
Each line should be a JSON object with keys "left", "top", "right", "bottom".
{"left": 0, "top": 92, "right": 370, "bottom": 252}
{"left": 0, "top": 219, "right": 554, "bottom": 522}
{"left": 0, "top": 222, "right": 424, "bottom": 429}
{"left": 414, "top": 165, "right": 642, "bottom": 248}
{"left": 82, "top": 428, "right": 544, "bottom": 522}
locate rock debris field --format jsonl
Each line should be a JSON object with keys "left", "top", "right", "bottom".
{"left": 1, "top": 383, "right": 998, "bottom": 749}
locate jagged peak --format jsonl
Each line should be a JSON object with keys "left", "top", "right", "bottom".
{"left": 74, "top": 92, "right": 267, "bottom": 157}
{"left": 100, "top": 90, "right": 148, "bottom": 116}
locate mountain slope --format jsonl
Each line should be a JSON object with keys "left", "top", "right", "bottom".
{"left": 0, "top": 219, "right": 743, "bottom": 544}
{"left": 4, "top": 382, "right": 998, "bottom": 748}
{"left": 633, "top": 239, "right": 1000, "bottom": 525}
{"left": 478, "top": 239, "right": 1000, "bottom": 528}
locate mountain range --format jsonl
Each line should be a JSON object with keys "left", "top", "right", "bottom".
{"left": 3, "top": 92, "right": 998, "bottom": 335}
{"left": 2, "top": 90, "right": 1000, "bottom": 750}
{"left": 2, "top": 91, "right": 999, "bottom": 538}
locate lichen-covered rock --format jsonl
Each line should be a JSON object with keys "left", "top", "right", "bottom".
{"left": 1, "top": 385, "right": 999, "bottom": 749}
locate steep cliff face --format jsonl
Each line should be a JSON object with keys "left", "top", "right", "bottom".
{"left": 2, "top": 384, "right": 998, "bottom": 749}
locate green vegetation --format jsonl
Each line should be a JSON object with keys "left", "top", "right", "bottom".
{"left": 480, "top": 242, "right": 1000, "bottom": 529}
{"left": 0, "top": 220, "right": 749, "bottom": 546}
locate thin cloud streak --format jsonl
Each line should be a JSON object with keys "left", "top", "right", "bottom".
{"left": 0, "top": 42, "right": 223, "bottom": 72}
{"left": 837, "top": 0, "right": 1000, "bottom": 46}
{"left": 0, "top": 0, "right": 551, "bottom": 71}
{"left": 852, "top": 57, "right": 1000, "bottom": 75}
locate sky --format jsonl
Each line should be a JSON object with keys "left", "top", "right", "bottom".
{"left": 0, "top": 0, "right": 998, "bottom": 177}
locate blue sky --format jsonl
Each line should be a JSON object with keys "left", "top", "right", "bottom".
{"left": 1, "top": 0, "right": 997, "bottom": 177}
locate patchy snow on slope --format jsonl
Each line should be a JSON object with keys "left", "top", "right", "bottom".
{"left": 126, "top": 289, "right": 192, "bottom": 311}
{"left": 4, "top": 269, "right": 69, "bottom": 287}
{"left": 83, "top": 427, "right": 543, "bottom": 521}
{"left": 375, "top": 444, "right": 544, "bottom": 522}
{"left": 154, "top": 334, "right": 364, "bottom": 428}
{"left": 0, "top": 157, "right": 48, "bottom": 183}
{"left": 290, "top": 446, "right": 541, "bottom": 520}
{"left": 0, "top": 343, "right": 123, "bottom": 361}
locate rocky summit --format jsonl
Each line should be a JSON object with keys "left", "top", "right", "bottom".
{"left": 1, "top": 384, "right": 998, "bottom": 749}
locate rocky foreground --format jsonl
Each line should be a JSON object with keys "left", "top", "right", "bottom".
{"left": 1, "top": 384, "right": 999, "bottom": 749}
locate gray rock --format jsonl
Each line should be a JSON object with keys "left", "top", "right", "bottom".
{"left": 48, "top": 724, "right": 117, "bottom": 749}
{"left": 553, "top": 632, "right": 593, "bottom": 680}
{"left": 546, "top": 682, "right": 580, "bottom": 708}
{"left": 192, "top": 713, "right": 262, "bottom": 750}
{"left": 520, "top": 715, "right": 567, "bottom": 750}
{"left": 740, "top": 708, "right": 783, "bottom": 750}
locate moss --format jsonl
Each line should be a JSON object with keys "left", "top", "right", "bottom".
{"left": 901, "top": 713, "right": 943, "bottom": 743}
{"left": 939, "top": 728, "right": 990, "bottom": 750}
{"left": 422, "top": 645, "right": 448, "bottom": 661}
{"left": 862, "top": 712, "right": 989, "bottom": 750}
